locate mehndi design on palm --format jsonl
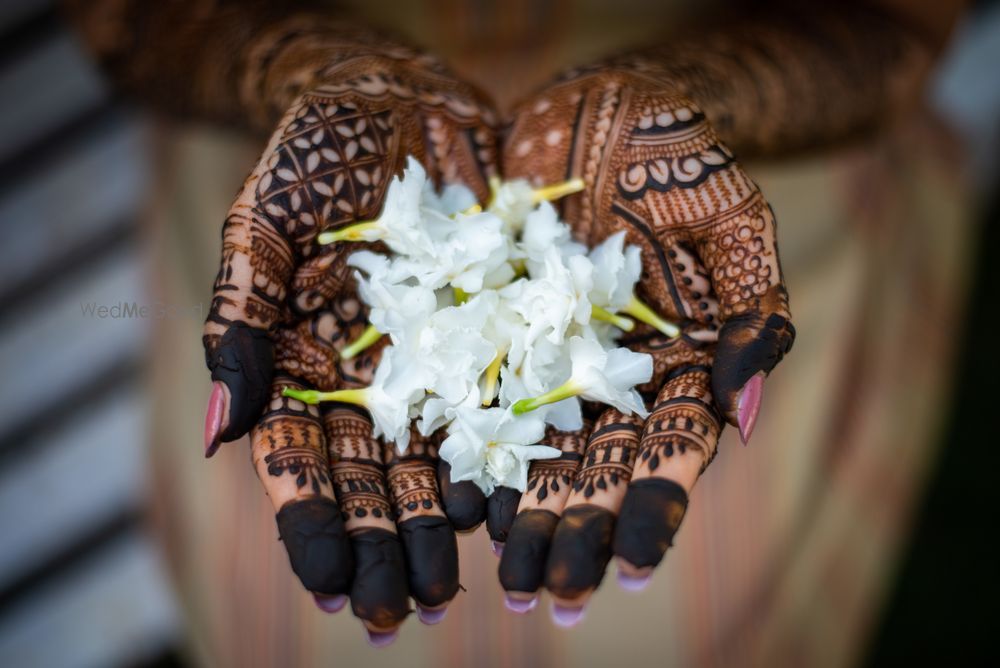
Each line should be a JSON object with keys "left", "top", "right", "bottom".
{"left": 201, "top": 36, "right": 498, "bottom": 641}
{"left": 496, "top": 66, "right": 794, "bottom": 621}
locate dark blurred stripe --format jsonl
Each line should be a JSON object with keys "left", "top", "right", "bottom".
{"left": 0, "top": 215, "right": 136, "bottom": 319}
{"left": 0, "top": 357, "right": 141, "bottom": 465}
{"left": 0, "top": 100, "right": 121, "bottom": 202}
{"left": 0, "top": 6, "right": 59, "bottom": 67}
{"left": 0, "top": 507, "right": 140, "bottom": 616}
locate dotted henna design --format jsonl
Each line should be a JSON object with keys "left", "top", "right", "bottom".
{"left": 384, "top": 432, "right": 444, "bottom": 522}
{"left": 252, "top": 376, "right": 333, "bottom": 501}
{"left": 323, "top": 407, "right": 395, "bottom": 527}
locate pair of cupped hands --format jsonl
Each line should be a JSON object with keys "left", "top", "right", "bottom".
{"left": 201, "top": 47, "right": 794, "bottom": 647}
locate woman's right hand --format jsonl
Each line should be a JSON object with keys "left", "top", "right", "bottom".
{"left": 201, "top": 48, "right": 498, "bottom": 644}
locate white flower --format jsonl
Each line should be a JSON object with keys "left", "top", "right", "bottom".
{"left": 363, "top": 347, "right": 426, "bottom": 453}
{"left": 503, "top": 249, "right": 593, "bottom": 350}
{"left": 320, "top": 157, "right": 450, "bottom": 255}
{"left": 439, "top": 406, "right": 559, "bottom": 494}
{"left": 589, "top": 231, "right": 642, "bottom": 311}
{"left": 566, "top": 336, "right": 652, "bottom": 417}
{"left": 423, "top": 180, "right": 478, "bottom": 216}
{"left": 349, "top": 254, "right": 438, "bottom": 343}
{"left": 488, "top": 179, "right": 536, "bottom": 234}
{"left": 519, "top": 202, "right": 586, "bottom": 276}
{"left": 513, "top": 336, "right": 653, "bottom": 419}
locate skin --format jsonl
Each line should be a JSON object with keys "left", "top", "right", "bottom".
{"left": 64, "top": 0, "right": 966, "bottom": 642}
{"left": 492, "top": 0, "right": 965, "bottom": 621}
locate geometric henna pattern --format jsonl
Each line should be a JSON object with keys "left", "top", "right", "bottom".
{"left": 524, "top": 426, "right": 588, "bottom": 508}
{"left": 639, "top": 366, "right": 722, "bottom": 474}
{"left": 384, "top": 431, "right": 445, "bottom": 522}
{"left": 323, "top": 406, "right": 395, "bottom": 526}
{"left": 252, "top": 376, "right": 333, "bottom": 501}
{"left": 571, "top": 411, "right": 643, "bottom": 501}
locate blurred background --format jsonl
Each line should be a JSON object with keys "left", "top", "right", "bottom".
{"left": 0, "top": 0, "right": 997, "bottom": 666}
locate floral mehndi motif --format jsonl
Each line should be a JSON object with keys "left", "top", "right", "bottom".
{"left": 496, "top": 67, "right": 794, "bottom": 618}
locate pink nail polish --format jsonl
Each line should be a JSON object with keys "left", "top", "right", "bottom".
{"left": 313, "top": 593, "right": 347, "bottom": 613}
{"left": 417, "top": 605, "right": 447, "bottom": 625}
{"left": 550, "top": 603, "right": 586, "bottom": 628}
{"left": 204, "top": 382, "right": 226, "bottom": 458}
{"left": 365, "top": 629, "right": 399, "bottom": 648}
{"left": 616, "top": 570, "right": 651, "bottom": 592}
{"left": 491, "top": 540, "right": 504, "bottom": 557}
{"left": 504, "top": 595, "right": 538, "bottom": 614}
{"left": 737, "top": 372, "right": 765, "bottom": 445}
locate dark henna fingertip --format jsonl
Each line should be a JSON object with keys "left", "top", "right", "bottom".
{"left": 437, "top": 461, "right": 487, "bottom": 531}
{"left": 486, "top": 487, "right": 521, "bottom": 542}
{"left": 349, "top": 528, "right": 411, "bottom": 629}
{"left": 499, "top": 509, "right": 559, "bottom": 593}
{"left": 206, "top": 322, "right": 274, "bottom": 441}
{"left": 613, "top": 478, "right": 688, "bottom": 569}
{"left": 397, "top": 516, "right": 459, "bottom": 608}
{"left": 275, "top": 497, "right": 353, "bottom": 595}
{"left": 712, "top": 308, "right": 794, "bottom": 421}
{"left": 544, "top": 505, "right": 615, "bottom": 600}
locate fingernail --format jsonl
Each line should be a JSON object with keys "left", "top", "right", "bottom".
{"left": 504, "top": 594, "right": 538, "bottom": 614}
{"left": 491, "top": 540, "right": 504, "bottom": 557}
{"left": 417, "top": 605, "right": 447, "bottom": 625}
{"left": 313, "top": 593, "right": 347, "bottom": 613}
{"left": 737, "top": 372, "right": 765, "bottom": 445}
{"left": 204, "top": 381, "right": 226, "bottom": 458}
{"left": 365, "top": 629, "right": 399, "bottom": 648}
{"left": 550, "top": 603, "right": 586, "bottom": 628}
{"left": 617, "top": 569, "right": 652, "bottom": 592}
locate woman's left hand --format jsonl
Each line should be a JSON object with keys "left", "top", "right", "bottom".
{"left": 492, "top": 65, "right": 795, "bottom": 622}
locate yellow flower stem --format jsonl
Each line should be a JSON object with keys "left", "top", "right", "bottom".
{"left": 481, "top": 349, "right": 505, "bottom": 406}
{"left": 459, "top": 203, "right": 482, "bottom": 215}
{"left": 487, "top": 175, "right": 502, "bottom": 206}
{"left": 340, "top": 323, "right": 382, "bottom": 360}
{"left": 317, "top": 220, "right": 380, "bottom": 245}
{"left": 510, "top": 259, "right": 526, "bottom": 278}
{"left": 512, "top": 380, "right": 581, "bottom": 415}
{"left": 591, "top": 305, "right": 635, "bottom": 331}
{"left": 282, "top": 387, "right": 369, "bottom": 407}
{"left": 532, "top": 178, "right": 585, "bottom": 204}
{"left": 454, "top": 287, "right": 470, "bottom": 304}
{"left": 622, "top": 295, "right": 680, "bottom": 338}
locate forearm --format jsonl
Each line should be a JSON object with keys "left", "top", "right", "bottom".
{"left": 62, "top": 0, "right": 417, "bottom": 133}
{"left": 628, "top": 2, "right": 955, "bottom": 157}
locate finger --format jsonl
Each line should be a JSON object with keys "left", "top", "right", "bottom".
{"left": 324, "top": 406, "right": 410, "bottom": 639}
{"left": 689, "top": 166, "right": 794, "bottom": 438}
{"left": 499, "top": 426, "right": 588, "bottom": 612}
{"left": 384, "top": 431, "right": 459, "bottom": 623}
{"left": 614, "top": 366, "right": 721, "bottom": 587}
{"left": 203, "top": 123, "right": 304, "bottom": 454}
{"left": 437, "top": 460, "right": 488, "bottom": 532}
{"left": 486, "top": 486, "right": 521, "bottom": 543}
{"left": 544, "top": 410, "right": 642, "bottom": 625}
{"left": 252, "top": 375, "right": 353, "bottom": 599}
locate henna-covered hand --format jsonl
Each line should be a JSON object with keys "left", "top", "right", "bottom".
{"left": 199, "top": 37, "right": 498, "bottom": 641}
{"left": 495, "top": 66, "right": 794, "bottom": 622}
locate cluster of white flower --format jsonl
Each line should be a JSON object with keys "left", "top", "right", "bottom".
{"left": 285, "top": 158, "right": 679, "bottom": 495}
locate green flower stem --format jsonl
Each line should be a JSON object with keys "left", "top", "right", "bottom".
{"left": 532, "top": 178, "right": 585, "bottom": 204}
{"left": 317, "top": 220, "right": 380, "bottom": 245}
{"left": 622, "top": 295, "right": 680, "bottom": 338}
{"left": 454, "top": 287, "right": 470, "bottom": 304}
{"left": 481, "top": 349, "right": 505, "bottom": 406}
{"left": 591, "top": 305, "right": 635, "bottom": 331}
{"left": 282, "top": 387, "right": 368, "bottom": 407}
{"left": 511, "top": 380, "right": 582, "bottom": 415}
{"left": 340, "top": 323, "right": 382, "bottom": 360}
